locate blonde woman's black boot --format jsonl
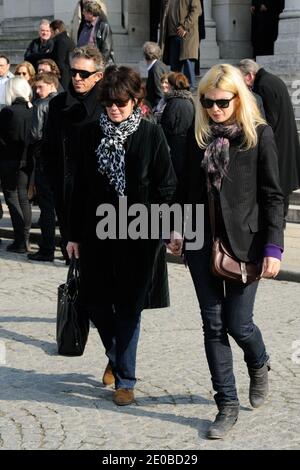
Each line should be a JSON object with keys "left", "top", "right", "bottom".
{"left": 207, "top": 403, "right": 239, "bottom": 439}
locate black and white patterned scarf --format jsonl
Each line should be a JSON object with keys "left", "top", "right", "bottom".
{"left": 201, "top": 122, "right": 242, "bottom": 192}
{"left": 96, "top": 107, "right": 142, "bottom": 196}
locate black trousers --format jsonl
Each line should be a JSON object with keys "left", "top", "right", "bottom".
{"left": 35, "top": 162, "right": 56, "bottom": 255}
{"left": 0, "top": 160, "right": 31, "bottom": 245}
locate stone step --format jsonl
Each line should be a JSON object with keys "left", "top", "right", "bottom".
{"left": 0, "top": 50, "right": 25, "bottom": 66}
{"left": 0, "top": 16, "right": 53, "bottom": 35}
{"left": 287, "top": 205, "right": 300, "bottom": 224}
{"left": 0, "top": 38, "right": 34, "bottom": 50}
{"left": 290, "top": 190, "right": 300, "bottom": 206}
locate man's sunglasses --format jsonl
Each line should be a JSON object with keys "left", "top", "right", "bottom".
{"left": 70, "top": 68, "right": 97, "bottom": 79}
{"left": 200, "top": 95, "right": 236, "bottom": 109}
{"left": 102, "top": 99, "right": 130, "bottom": 108}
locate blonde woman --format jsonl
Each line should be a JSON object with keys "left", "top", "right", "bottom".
{"left": 15, "top": 61, "right": 36, "bottom": 86}
{"left": 169, "top": 64, "right": 284, "bottom": 439}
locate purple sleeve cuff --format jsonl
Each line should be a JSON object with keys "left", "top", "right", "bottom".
{"left": 263, "top": 244, "right": 283, "bottom": 261}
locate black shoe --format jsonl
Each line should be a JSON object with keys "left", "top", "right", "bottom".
{"left": 27, "top": 251, "right": 54, "bottom": 262}
{"left": 248, "top": 361, "right": 270, "bottom": 408}
{"left": 207, "top": 404, "right": 239, "bottom": 439}
{"left": 6, "top": 242, "right": 27, "bottom": 253}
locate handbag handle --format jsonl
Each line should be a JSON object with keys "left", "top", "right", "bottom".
{"left": 66, "top": 256, "right": 80, "bottom": 290}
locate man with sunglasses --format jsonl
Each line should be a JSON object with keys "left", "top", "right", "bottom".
{"left": 42, "top": 45, "right": 104, "bottom": 262}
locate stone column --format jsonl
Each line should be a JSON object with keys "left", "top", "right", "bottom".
{"left": 212, "top": 0, "right": 252, "bottom": 59}
{"left": 201, "top": 0, "right": 220, "bottom": 68}
{"left": 260, "top": 0, "right": 300, "bottom": 76}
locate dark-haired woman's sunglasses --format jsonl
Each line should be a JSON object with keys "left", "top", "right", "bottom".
{"left": 102, "top": 99, "right": 130, "bottom": 108}
{"left": 70, "top": 68, "right": 97, "bottom": 79}
{"left": 200, "top": 95, "right": 236, "bottom": 109}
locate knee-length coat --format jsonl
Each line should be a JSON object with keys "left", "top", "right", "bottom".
{"left": 68, "top": 118, "right": 177, "bottom": 316}
{"left": 160, "top": 0, "right": 202, "bottom": 62}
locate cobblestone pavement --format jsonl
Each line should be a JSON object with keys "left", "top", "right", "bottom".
{"left": 0, "top": 238, "right": 300, "bottom": 450}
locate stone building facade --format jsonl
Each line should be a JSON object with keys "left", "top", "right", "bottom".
{"left": 0, "top": 0, "right": 299, "bottom": 76}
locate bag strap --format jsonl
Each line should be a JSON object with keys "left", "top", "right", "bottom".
{"left": 205, "top": 176, "right": 216, "bottom": 241}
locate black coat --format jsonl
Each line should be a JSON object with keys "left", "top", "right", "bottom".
{"left": 161, "top": 89, "right": 195, "bottom": 178}
{"left": 253, "top": 68, "right": 300, "bottom": 196}
{"left": 24, "top": 37, "right": 54, "bottom": 71}
{"left": 0, "top": 98, "right": 33, "bottom": 165}
{"left": 42, "top": 83, "right": 103, "bottom": 218}
{"left": 180, "top": 125, "right": 284, "bottom": 262}
{"left": 68, "top": 118, "right": 177, "bottom": 314}
{"left": 146, "top": 60, "right": 169, "bottom": 108}
{"left": 50, "top": 32, "right": 75, "bottom": 90}
{"left": 251, "top": 0, "right": 285, "bottom": 56}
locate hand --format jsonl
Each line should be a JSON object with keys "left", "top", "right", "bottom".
{"left": 67, "top": 241, "right": 80, "bottom": 259}
{"left": 177, "top": 25, "right": 187, "bottom": 38}
{"left": 260, "top": 4, "right": 267, "bottom": 11}
{"left": 27, "top": 184, "right": 36, "bottom": 201}
{"left": 250, "top": 6, "right": 255, "bottom": 14}
{"left": 167, "top": 231, "right": 183, "bottom": 256}
{"left": 261, "top": 257, "right": 281, "bottom": 279}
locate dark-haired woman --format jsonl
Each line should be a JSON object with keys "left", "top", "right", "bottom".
{"left": 161, "top": 72, "right": 195, "bottom": 179}
{"left": 67, "top": 65, "right": 177, "bottom": 406}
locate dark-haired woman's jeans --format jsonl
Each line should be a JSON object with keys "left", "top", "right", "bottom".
{"left": 186, "top": 243, "right": 268, "bottom": 407}
{"left": 89, "top": 304, "right": 141, "bottom": 390}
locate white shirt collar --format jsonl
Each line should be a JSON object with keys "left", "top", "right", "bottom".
{"left": 147, "top": 59, "right": 157, "bottom": 71}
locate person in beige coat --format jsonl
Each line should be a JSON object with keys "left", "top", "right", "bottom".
{"left": 70, "top": 0, "right": 107, "bottom": 44}
{"left": 159, "top": 0, "right": 201, "bottom": 90}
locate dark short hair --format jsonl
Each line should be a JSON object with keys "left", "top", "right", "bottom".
{"left": 50, "top": 20, "right": 66, "bottom": 33}
{"left": 0, "top": 54, "right": 10, "bottom": 64}
{"left": 71, "top": 45, "right": 105, "bottom": 72}
{"left": 98, "top": 65, "right": 145, "bottom": 106}
{"left": 33, "top": 72, "right": 59, "bottom": 90}
{"left": 167, "top": 72, "right": 190, "bottom": 90}
{"left": 37, "top": 58, "right": 61, "bottom": 79}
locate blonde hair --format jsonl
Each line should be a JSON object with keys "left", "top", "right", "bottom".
{"left": 15, "top": 61, "right": 36, "bottom": 83}
{"left": 195, "top": 63, "right": 266, "bottom": 150}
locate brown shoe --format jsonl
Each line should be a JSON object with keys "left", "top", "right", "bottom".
{"left": 102, "top": 363, "right": 115, "bottom": 386}
{"left": 113, "top": 388, "right": 135, "bottom": 406}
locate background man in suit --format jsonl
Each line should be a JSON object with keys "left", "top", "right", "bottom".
{"left": 239, "top": 59, "right": 300, "bottom": 221}
{"left": 251, "top": 0, "right": 285, "bottom": 57}
{"left": 143, "top": 42, "right": 169, "bottom": 108}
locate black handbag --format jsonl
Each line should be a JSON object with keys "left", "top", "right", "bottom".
{"left": 56, "top": 257, "right": 89, "bottom": 356}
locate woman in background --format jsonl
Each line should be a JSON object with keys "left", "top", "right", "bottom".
{"left": 0, "top": 77, "right": 33, "bottom": 253}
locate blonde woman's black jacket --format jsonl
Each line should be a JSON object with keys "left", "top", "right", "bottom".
{"left": 180, "top": 124, "right": 284, "bottom": 262}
